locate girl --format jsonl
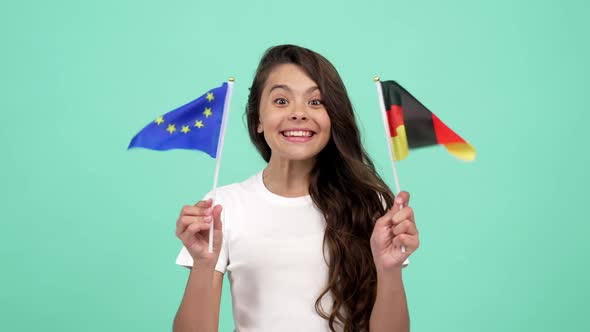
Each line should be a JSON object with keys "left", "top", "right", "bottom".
{"left": 173, "top": 45, "right": 420, "bottom": 332}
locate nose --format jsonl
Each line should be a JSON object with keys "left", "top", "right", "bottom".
{"left": 289, "top": 103, "right": 308, "bottom": 121}
{"left": 290, "top": 114, "right": 307, "bottom": 120}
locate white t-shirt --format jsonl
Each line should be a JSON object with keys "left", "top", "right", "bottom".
{"left": 176, "top": 171, "right": 339, "bottom": 331}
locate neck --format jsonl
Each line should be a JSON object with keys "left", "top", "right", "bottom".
{"left": 263, "top": 156, "right": 315, "bottom": 198}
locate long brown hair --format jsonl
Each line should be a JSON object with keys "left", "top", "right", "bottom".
{"left": 246, "top": 45, "right": 395, "bottom": 331}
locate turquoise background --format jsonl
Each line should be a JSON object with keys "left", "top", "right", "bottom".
{"left": 1, "top": 0, "right": 588, "bottom": 331}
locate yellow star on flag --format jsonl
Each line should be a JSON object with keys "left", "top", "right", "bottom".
{"left": 181, "top": 125, "right": 190, "bottom": 134}
{"left": 206, "top": 92, "right": 214, "bottom": 102}
{"left": 203, "top": 107, "right": 212, "bottom": 118}
{"left": 166, "top": 124, "right": 176, "bottom": 134}
{"left": 194, "top": 120, "right": 204, "bottom": 128}
{"left": 155, "top": 116, "right": 164, "bottom": 125}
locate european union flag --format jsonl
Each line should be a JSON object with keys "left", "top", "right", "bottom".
{"left": 128, "top": 82, "right": 228, "bottom": 158}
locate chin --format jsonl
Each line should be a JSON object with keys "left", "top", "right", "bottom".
{"left": 273, "top": 150, "right": 322, "bottom": 163}
{"left": 282, "top": 154, "right": 318, "bottom": 162}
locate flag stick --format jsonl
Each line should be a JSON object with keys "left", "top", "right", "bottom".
{"left": 375, "top": 76, "right": 406, "bottom": 255}
{"left": 208, "top": 78, "right": 234, "bottom": 253}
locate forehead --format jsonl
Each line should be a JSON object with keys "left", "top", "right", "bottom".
{"left": 264, "top": 64, "right": 318, "bottom": 92}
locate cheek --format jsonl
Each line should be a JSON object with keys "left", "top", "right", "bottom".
{"left": 319, "top": 112, "right": 332, "bottom": 133}
{"left": 259, "top": 110, "right": 282, "bottom": 131}
{"left": 314, "top": 113, "right": 332, "bottom": 146}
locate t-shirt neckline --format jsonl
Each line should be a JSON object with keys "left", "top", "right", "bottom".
{"left": 255, "top": 170, "right": 313, "bottom": 206}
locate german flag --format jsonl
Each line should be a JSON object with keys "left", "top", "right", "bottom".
{"left": 380, "top": 80, "right": 476, "bottom": 161}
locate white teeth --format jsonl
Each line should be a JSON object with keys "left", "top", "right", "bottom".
{"left": 283, "top": 130, "right": 313, "bottom": 137}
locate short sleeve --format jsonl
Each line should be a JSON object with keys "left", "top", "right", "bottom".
{"left": 174, "top": 190, "right": 230, "bottom": 273}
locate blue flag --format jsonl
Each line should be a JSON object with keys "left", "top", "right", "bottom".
{"left": 128, "top": 82, "right": 228, "bottom": 158}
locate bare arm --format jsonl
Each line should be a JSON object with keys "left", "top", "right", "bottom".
{"left": 369, "top": 192, "right": 418, "bottom": 332}
{"left": 173, "top": 268, "right": 224, "bottom": 332}
{"left": 369, "top": 268, "right": 409, "bottom": 332}
{"left": 173, "top": 199, "right": 225, "bottom": 332}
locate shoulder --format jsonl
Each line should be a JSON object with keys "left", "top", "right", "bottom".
{"left": 204, "top": 171, "right": 262, "bottom": 205}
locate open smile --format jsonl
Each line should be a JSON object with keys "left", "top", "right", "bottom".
{"left": 280, "top": 130, "right": 316, "bottom": 142}
{"left": 281, "top": 130, "right": 315, "bottom": 137}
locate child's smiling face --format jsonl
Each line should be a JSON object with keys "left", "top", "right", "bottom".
{"left": 257, "top": 63, "right": 331, "bottom": 165}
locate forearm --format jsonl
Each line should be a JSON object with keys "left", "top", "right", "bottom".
{"left": 369, "top": 268, "right": 409, "bottom": 332}
{"left": 173, "top": 263, "right": 221, "bottom": 332}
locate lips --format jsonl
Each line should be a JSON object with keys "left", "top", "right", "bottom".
{"left": 281, "top": 130, "right": 315, "bottom": 137}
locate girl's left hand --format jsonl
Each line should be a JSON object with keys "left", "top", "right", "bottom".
{"left": 370, "top": 191, "right": 420, "bottom": 272}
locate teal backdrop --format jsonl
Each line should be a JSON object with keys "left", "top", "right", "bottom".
{"left": 1, "top": 0, "right": 588, "bottom": 331}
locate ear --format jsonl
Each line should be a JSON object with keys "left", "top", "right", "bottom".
{"left": 257, "top": 122, "right": 263, "bottom": 133}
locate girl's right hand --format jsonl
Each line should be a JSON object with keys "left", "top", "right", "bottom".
{"left": 175, "top": 199, "right": 223, "bottom": 266}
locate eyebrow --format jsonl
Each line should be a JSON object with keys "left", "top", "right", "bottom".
{"left": 269, "top": 84, "right": 320, "bottom": 94}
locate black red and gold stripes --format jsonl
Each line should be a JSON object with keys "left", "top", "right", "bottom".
{"left": 380, "top": 80, "right": 476, "bottom": 161}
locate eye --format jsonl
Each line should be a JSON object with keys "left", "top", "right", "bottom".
{"left": 309, "top": 99, "right": 323, "bottom": 106}
{"left": 274, "top": 98, "right": 288, "bottom": 105}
